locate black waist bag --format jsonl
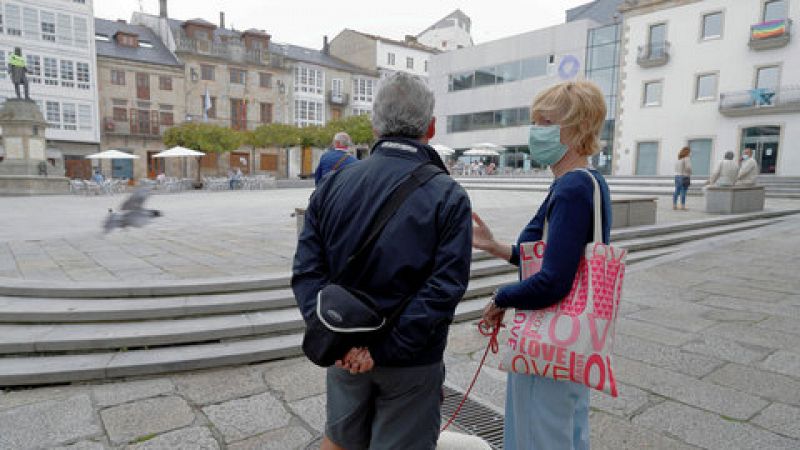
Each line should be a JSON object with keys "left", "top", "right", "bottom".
{"left": 301, "top": 162, "right": 442, "bottom": 367}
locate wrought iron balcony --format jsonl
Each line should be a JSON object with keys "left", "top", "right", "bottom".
{"left": 102, "top": 116, "right": 164, "bottom": 137}
{"left": 176, "top": 34, "right": 279, "bottom": 67}
{"left": 719, "top": 86, "right": 800, "bottom": 117}
{"left": 636, "top": 41, "right": 670, "bottom": 68}
{"left": 328, "top": 91, "right": 349, "bottom": 106}
{"left": 749, "top": 19, "right": 792, "bottom": 50}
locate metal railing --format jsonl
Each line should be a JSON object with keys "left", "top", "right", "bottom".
{"left": 103, "top": 116, "right": 166, "bottom": 137}
{"left": 328, "top": 91, "right": 349, "bottom": 106}
{"left": 719, "top": 85, "right": 800, "bottom": 116}
{"left": 175, "top": 34, "right": 286, "bottom": 68}
{"left": 636, "top": 41, "right": 670, "bottom": 67}
{"left": 183, "top": 115, "right": 273, "bottom": 130}
{"left": 749, "top": 18, "right": 792, "bottom": 49}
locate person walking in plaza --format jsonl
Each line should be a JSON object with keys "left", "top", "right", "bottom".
{"left": 707, "top": 151, "right": 739, "bottom": 187}
{"left": 314, "top": 132, "right": 359, "bottom": 186}
{"left": 737, "top": 147, "right": 759, "bottom": 186}
{"left": 292, "top": 72, "right": 472, "bottom": 450}
{"left": 471, "top": 80, "right": 612, "bottom": 450}
{"left": 673, "top": 146, "right": 692, "bottom": 210}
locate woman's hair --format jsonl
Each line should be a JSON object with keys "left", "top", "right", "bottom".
{"left": 678, "top": 146, "right": 691, "bottom": 159}
{"left": 531, "top": 80, "right": 606, "bottom": 157}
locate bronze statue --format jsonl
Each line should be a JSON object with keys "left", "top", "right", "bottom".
{"left": 9, "top": 47, "right": 30, "bottom": 100}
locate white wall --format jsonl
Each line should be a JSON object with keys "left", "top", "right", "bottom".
{"left": 417, "top": 20, "right": 473, "bottom": 52}
{"left": 430, "top": 19, "right": 596, "bottom": 150}
{"left": 616, "top": 0, "right": 800, "bottom": 176}
{"left": 376, "top": 41, "right": 433, "bottom": 77}
{"left": 0, "top": 0, "right": 100, "bottom": 147}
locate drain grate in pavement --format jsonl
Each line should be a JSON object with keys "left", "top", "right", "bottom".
{"left": 441, "top": 385, "right": 505, "bottom": 449}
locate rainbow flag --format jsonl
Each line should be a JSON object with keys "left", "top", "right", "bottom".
{"left": 751, "top": 19, "right": 787, "bottom": 40}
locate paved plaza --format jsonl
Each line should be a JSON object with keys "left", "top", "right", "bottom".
{"left": 0, "top": 189, "right": 799, "bottom": 449}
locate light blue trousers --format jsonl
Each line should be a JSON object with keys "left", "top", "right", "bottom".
{"left": 504, "top": 373, "right": 590, "bottom": 450}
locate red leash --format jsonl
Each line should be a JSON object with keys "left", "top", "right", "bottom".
{"left": 441, "top": 318, "right": 503, "bottom": 432}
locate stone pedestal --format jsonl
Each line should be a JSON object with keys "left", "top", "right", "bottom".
{"left": 705, "top": 185, "right": 766, "bottom": 214}
{"left": 0, "top": 99, "right": 69, "bottom": 195}
{"left": 611, "top": 197, "right": 658, "bottom": 229}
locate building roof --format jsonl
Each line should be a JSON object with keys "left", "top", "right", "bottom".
{"left": 268, "top": 42, "right": 378, "bottom": 76}
{"left": 418, "top": 9, "right": 472, "bottom": 35}
{"left": 342, "top": 29, "right": 441, "bottom": 54}
{"left": 95, "top": 18, "right": 181, "bottom": 66}
{"left": 566, "top": 0, "right": 625, "bottom": 25}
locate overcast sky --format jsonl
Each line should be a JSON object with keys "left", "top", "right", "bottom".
{"left": 94, "top": 0, "right": 593, "bottom": 49}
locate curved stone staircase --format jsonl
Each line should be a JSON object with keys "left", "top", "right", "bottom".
{"left": 1, "top": 209, "right": 797, "bottom": 386}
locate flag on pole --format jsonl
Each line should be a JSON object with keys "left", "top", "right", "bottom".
{"left": 203, "top": 87, "right": 212, "bottom": 122}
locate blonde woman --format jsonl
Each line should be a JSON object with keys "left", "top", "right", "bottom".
{"left": 472, "top": 80, "right": 612, "bottom": 449}
{"left": 673, "top": 146, "right": 692, "bottom": 210}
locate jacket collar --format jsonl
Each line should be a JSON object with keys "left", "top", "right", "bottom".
{"left": 370, "top": 137, "right": 449, "bottom": 174}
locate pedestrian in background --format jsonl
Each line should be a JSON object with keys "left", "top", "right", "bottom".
{"left": 737, "top": 147, "right": 759, "bottom": 186}
{"left": 707, "top": 151, "right": 738, "bottom": 187}
{"left": 472, "top": 80, "right": 612, "bottom": 449}
{"left": 673, "top": 146, "right": 692, "bottom": 210}
{"left": 314, "top": 132, "right": 358, "bottom": 186}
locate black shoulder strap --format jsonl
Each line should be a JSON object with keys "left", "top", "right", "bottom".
{"left": 331, "top": 162, "right": 442, "bottom": 283}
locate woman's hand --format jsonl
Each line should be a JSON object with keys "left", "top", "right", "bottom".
{"left": 472, "top": 213, "right": 497, "bottom": 252}
{"left": 482, "top": 298, "right": 506, "bottom": 325}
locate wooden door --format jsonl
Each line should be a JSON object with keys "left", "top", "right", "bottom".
{"left": 136, "top": 73, "right": 150, "bottom": 100}
{"left": 302, "top": 147, "right": 313, "bottom": 175}
{"left": 259, "top": 154, "right": 277, "bottom": 171}
{"left": 65, "top": 159, "right": 91, "bottom": 179}
{"left": 230, "top": 152, "right": 250, "bottom": 171}
{"left": 147, "top": 151, "right": 164, "bottom": 178}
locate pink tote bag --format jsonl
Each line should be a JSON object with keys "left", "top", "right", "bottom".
{"left": 498, "top": 169, "right": 626, "bottom": 396}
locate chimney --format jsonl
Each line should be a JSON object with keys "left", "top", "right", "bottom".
{"left": 405, "top": 35, "right": 417, "bottom": 44}
{"left": 159, "top": 0, "right": 168, "bottom": 18}
{"left": 220, "top": 12, "right": 225, "bottom": 29}
{"left": 323, "top": 35, "right": 329, "bottom": 55}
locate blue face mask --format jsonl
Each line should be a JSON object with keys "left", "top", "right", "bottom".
{"left": 529, "top": 125, "right": 568, "bottom": 166}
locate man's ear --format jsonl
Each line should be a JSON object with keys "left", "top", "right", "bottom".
{"left": 425, "top": 117, "right": 436, "bottom": 141}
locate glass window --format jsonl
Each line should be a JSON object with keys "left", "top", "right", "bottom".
{"left": 76, "top": 62, "right": 90, "bottom": 88}
{"left": 688, "top": 139, "right": 712, "bottom": 176}
{"left": 229, "top": 68, "right": 246, "bottom": 84}
{"left": 756, "top": 66, "right": 780, "bottom": 90}
{"left": 387, "top": 53, "right": 395, "bottom": 65}
{"left": 643, "top": 81, "right": 662, "bottom": 106}
{"left": 702, "top": 12, "right": 723, "bottom": 39}
{"left": 695, "top": 73, "right": 717, "bottom": 100}
{"left": 648, "top": 23, "right": 666, "bottom": 45}
{"left": 62, "top": 103, "right": 77, "bottom": 130}
{"left": 494, "top": 109, "right": 518, "bottom": 127}
{"left": 450, "top": 72, "right": 474, "bottom": 91}
{"left": 472, "top": 111, "right": 494, "bottom": 129}
{"left": 57, "top": 14, "right": 72, "bottom": 46}
{"left": 78, "top": 104, "right": 91, "bottom": 131}
{"left": 46, "top": 101, "right": 60, "bottom": 128}
{"left": 589, "top": 67, "right": 616, "bottom": 95}
{"left": 201, "top": 65, "right": 215, "bottom": 81}
{"left": 589, "top": 43, "right": 617, "bottom": 70}
{"left": 44, "top": 57, "right": 59, "bottom": 86}
{"left": 73, "top": 17, "right": 88, "bottom": 48}
{"left": 406, "top": 57, "right": 414, "bottom": 69}
{"left": 0, "top": 51, "right": 5, "bottom": 80}
{"left": 764, "top": 0, "right": 787, "bottom": 21}
{"left": 495, "top": 62, "right": 521, "bottom": 84}
{"left": 474, "top": 67, "right": 496, "bottom": 87}
{"left": 589, "top": 25, "right": 619, "bottom": 46}
{"left": 521, "top": 56, "right": 548, "bottom": 79}
{"left": 6, "top": 4, "right": 21, "bottom": 36}
{"left": 60, "top": 60, "right": 74, "bottom": 87}
{"left": 40, "top": 11, "right": 56, "bottom": 42}
{"left": 159, "top": 76, "right": 172, "bottom": 90}
{"left": 636, "top": 142, "right": 658, "bottom": 175}
{"left": 259, "top": 72, "right": 272, "bottom": 88}
{"left": 111, "top": 69, "right": 125, "bottom": 85}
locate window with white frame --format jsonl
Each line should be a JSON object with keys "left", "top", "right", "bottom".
{"left": 636, "top": 141, "right": 658, "bottom": 175}
{"left": 22, "top": 6, "right": 38, "bottom": 40}
{"left": 0, "top": 6, "right": 4, "bottom": 34}
{"left": 424, "top": 60, "right": 428, "bottom": 72}
{"left": 78, "top": 104, "right": 91, "bottom": 131}
{"left": 294, "top": 66, "right": 324, "bottom": 95}
{"left": 5, "top": 4, "right": 21, "bottom": 36}
{"left": 294, "top": 99, "right": 324, "bottom": 127}
{"left": 331, "top": 78, "right": 343, "bottom": 96}
{"left": 764, "top": 0, "right": 787, "bottom": 21}
{"left": 40, "top": 10, "right": 55, "bottom": 42}
{"left": 387, "top": 52, "right": 395, "bottom": 65}
{"left": 57, "top": 14, "right": 72, "bottom": 46}
{"left": 73, "top": 16, "right": 88, "bottom": 48}
{"left": 756, "top": 65, "right": 780, "bottom": 90}
{"left": 43, "top": 57, "right": 58, "bottom": 86}
{"left": 695, "top": 73, "right": 717, "bottom": 101}
{"left": 701, "top": 12, "right": 722, "bottom": 40}
{"left": 406, "top": 57, "right": 414, "bottom": 70}
{"left": 46, "top": 101, "right": 60, "bottom": 128}
{"left": 0, "top": 51, "right": 5, "bottom": 80}
{"left": 62, "top": 103, "right": 77, "bottom": 130}
{"left": 352, "top": 78, "right": 374, "bottom": 103}
{"left": 76, "top": 62, "right": 90, "bottom": 89}
{"left": 60, "top": 60, "right": 74, "bottom": 88}
{"left": 643, "top": 80, "right": 662, "bottom": 106}
{"left": 352, "top": 108, "right": 371, "bottom": 117}
{"left": 26, "top": 54, "right": 41, "bottom": 83}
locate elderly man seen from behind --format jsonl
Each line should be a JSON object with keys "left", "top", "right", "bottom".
{"left": 292, "top": 72, "right": 472, "bottom": 450}
{"left": 314, "top": 132, "right": 359, "bottom": 186}
{"left": 737, "top": 148, "right": 759, "bottom": 186}
{"left": 707, "top": 151, "right": 739, "bottom": 187}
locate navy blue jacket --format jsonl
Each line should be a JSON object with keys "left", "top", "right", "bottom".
{"left": 314, "top": 148, "right": 358, "bottom": 185}
{"left": 292, "top": 138, "right": 472, "bottom": 367}
{"left": 495, "top": 169, "right": 613, "bottom": 310}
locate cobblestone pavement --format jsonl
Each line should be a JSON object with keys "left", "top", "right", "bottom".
{"left": 0, "top": 189, "right": 798, "bottom": 282}
{"left": 1, "top": 215, "right": 799, "bottom": 449}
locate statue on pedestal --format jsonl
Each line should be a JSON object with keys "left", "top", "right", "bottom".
{"left": 8, "top": 47, "right": 30, "bottom": 100}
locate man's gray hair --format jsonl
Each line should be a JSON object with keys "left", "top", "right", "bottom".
{"left": 372, "top": 72, "right": 435, "bottom": 138}
{"left": 724, "top": 151, "right": 734, "bottom": 160}
{"left": 332, "top": 132, "right": 352, "bottom": 149}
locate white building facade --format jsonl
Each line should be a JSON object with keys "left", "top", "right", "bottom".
{"left": 616, "top": 0, "right": 800, "bottom": 177}
{"left": 0, "top": 0, "right": 100, "bottom": 169}
{"left": 429, "top": 19, "right": 598, "bottom": 172}
{"left": 416, "top": 9, "right": 474, "bottom": 52}
{"left": 329, "top": 30, "right": 438, "bottom": 81}
{"left": 375, "top": 39, "right": 434, "bottom": 78}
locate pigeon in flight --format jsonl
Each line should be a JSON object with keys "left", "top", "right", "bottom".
{"left": 104, "top": 188, "right": 162, "bottom": 233}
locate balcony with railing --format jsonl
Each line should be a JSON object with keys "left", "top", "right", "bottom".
{"left": 636, "top": 41, "right": 670, "bottom": 68}
{"left": 328, "top": 91, "right": 349, "bottom": 106}
{"left": 183, "top": 115, "right": 271, "bottom": 131}
{"left": 749, "top": 18, "right": 792, "bottom": 50}
{"left": 719, "top": 85, "right": 800, "bottom": 117}
{"left": 175, "top": 33, "right": 286, "bottom": 68}
{"left": 103, "top": 114, "right": 164, "bottom": 137}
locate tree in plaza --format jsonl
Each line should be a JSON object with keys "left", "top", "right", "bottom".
{"left": 163, "top": 123, "right": 244, "bottom": 186}
{"left": 324, "top": 115, "right": 375, "bottom": 146}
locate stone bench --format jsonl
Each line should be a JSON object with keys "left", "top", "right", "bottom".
{"left": 611, "top": 196, "right": 657, "bottom": 229}
{"left": 705, "top": 185, "right": 765, "bottom": 214}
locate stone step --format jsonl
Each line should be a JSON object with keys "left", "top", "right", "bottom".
{"left": 616, "top": 218, "right": 779, "bottom": 253}
{"left": 0, "top": 296, "right": 489, "bottom": 386}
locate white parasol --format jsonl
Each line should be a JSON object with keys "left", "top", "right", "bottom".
{"left": 85, "top": 149, "right": 139, "bottom": 159}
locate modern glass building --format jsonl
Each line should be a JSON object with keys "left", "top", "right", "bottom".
{"left": 585, "top": 23, "right": 621, "bottom": 175}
